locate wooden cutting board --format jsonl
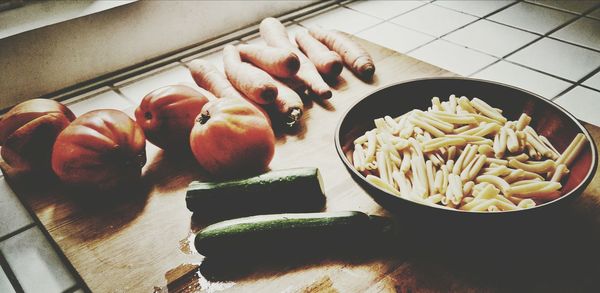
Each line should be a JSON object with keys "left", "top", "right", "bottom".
{"left": 10, "top": 37, "right": 600, "bottom": 293}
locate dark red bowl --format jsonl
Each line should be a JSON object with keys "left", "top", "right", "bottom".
{"left": 335, "top": 78, "right": 597, "bottom": 231}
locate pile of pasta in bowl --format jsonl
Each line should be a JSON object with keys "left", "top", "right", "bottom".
{"left": 351, "top": 95, "right": 588, "bottom": 212}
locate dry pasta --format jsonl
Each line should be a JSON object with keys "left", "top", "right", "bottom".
{"left": 351, "top": 95, "right": 588, "bottom": 212}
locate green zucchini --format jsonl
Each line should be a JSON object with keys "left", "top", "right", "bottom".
{"left": 186, "top": 167, "right": 325, "bottom": 217}
{"left": 195, "top": 211, "right": 374, "bottom": 257}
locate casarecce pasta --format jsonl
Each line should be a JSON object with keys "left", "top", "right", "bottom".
{"left": 353, "top": 95, "right": 588, "bottom": 212}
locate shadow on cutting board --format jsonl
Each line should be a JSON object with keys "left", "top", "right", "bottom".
{"left": 194, "top": 191, "right": 600, "bottom": 292}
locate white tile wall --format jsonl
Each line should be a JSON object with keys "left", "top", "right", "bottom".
{"left": 0, "top": 178, "right": 33, "bottom": 239}
{"left": 0, "top": 268, "right": 15, "bottom": 293}
{"left": 551, "top": 17, "right": 600, "bottom": 51}
{"left": 555, "top": 86, "right": 600, "bottom": 126}
{"left": 299, "top": 6, "right": 381, "bottom": 34}
{"left": 435, "top": 0, "right": 515, "bottom": 17}
{"left": 526, "top": 0, "right": 600, "bottom": 14}
{"left": 589, "top": 7, "right": 600, "bottom": 20}
{"left": 64, "top": 88, "right": 133, "bottom": 116}
{"left": 583, "top": 71, "right": 600, "bottom": 91}
{"left": 356, "top": 22, "right": 434, "bottom": 54}
{"left": 488, "top": 2, "right": 577, "bottom": 34}
{"left": 444, "top": 19, "right": 538, "bottom": 57}
{"left": 242, "top": 24, "right": 306, "bottom": 47}
{"left": 346, "top": 0, "right": 426, "bottom": 20}
{"left": 0, "top": 227, "right": 77, "bottom": 293}
{"left": 117, "top": 64, "right": 200, "bottom": 104}
{"left": 408, "top": 39, "right": 497, "bottom": 76}
{"left": 180, "top": 41, "right": 239, "bottom": 73}
{"left": 472, "top": 61, "right": 572, "bottom": 98}
{"left": 390, "top": 4, "right": 478, "bottom": 37}
{"left": 508, "top": 38, "right": 600, "bottom": 82}
{"left": 0, "top": 176, "right": 83, "bottom": 293}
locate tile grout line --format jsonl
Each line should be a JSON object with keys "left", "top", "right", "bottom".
{"left": 346, "top": 0, "right": 600, "bottom": 98}
{"left": 0, "top": 224, "right": 35, "bottom": 244}
{"left": 552, "top": 67, "right": 600, "bottom": 101}
{"left": 110, "top": 86, "right": 137, "bottom": 106}
{"left": 1, "top": 176, "right": 92, "bottom": 292}
{"left": 524, "top": 0, "right": 600, "bottom": 16}
{"left": 61, "top": 284, "right": 81, "bottom": 293}
{"left": 468, "top": 2, "right": 591, "bottom": 82}
{"left": 0, "top": 251, "right": 24, "bottom": 293}
{"left": 403, "top": 0, "right": 521, "bottom": 56}
{"left": 342, "top": 0, "right": 428, "bottom": 23}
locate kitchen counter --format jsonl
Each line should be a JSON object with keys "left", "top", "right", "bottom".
{"left": 7, "top": 36, "right": 600, "bottom": 292}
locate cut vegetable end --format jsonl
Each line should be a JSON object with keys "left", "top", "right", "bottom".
{"left": 286, "top": 58, "right": 301, "bottom": 76}
{"left": 197, "top": 113, "right": 210, "bottom": 124}
{"left": 327, "top": 62, "right": 344, "bottom": 77}
{"left": 358, "top": 63, "right": 375, "bottom": 80}
{"left": 285, "top": 108, "right": 303, "bottom": 128}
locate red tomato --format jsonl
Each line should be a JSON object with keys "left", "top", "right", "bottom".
{"left": 0, "top": 99, "right": 75, "bottom": 175}
{"left": 189, "top": 97, "right": 275, "bottom": 177}
{"left": 134, "top": 85, "right": 209, "bottom": 151}
{"left": 52, "top": 109, "right": 146, "bottom": 190}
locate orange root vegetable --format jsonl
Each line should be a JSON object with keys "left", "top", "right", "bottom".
{"left": 188, "top": 59, "right": 245, "bottom": 100}
{"left": 237, "top": 44, "right": 300, "bottom": 78}
{"left": 309, "top": 27, "right": 375, "bottom": 80}
{"left": 295, "top": 30, "right": 343, "bottom": 78}
{"left": 273, "top": 78, "right": 303, "bottom": 128}
{"left": 259, "top": 17, "right": 332, "bottom": 99}
{"left": 188, "top": 58, "right": 271, "bottom": 124}
{"left": 222, "top": 44, "right": 278, "bottom": 105}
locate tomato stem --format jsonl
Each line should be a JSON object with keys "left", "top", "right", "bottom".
{"left": 198, "top": 112, "right": 210, "bottom": 124}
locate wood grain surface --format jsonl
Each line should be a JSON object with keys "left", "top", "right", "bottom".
{"left": 7, "top": 37, "right": 600, "bottom": 293}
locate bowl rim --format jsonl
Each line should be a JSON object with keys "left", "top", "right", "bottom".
{"left": 334, "top": 76, "right": 598, "bottom": 215}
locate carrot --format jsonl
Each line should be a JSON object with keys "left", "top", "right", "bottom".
{"left": 237, "top": 44, "right": 300, "bottom": 78}
{"left": 222, "top": 44, "right": 278, "bottom": 105}
{"left": 187, "top": 58, "right": 271, "bottom": 123}
{"left": 308, "top": 27, "right": 375, "bottom": 80}
{"left": 259, "top": 17, "right": 332, "bottom": 99}
{"left": 273, "top": 78, "right": 303, "bottom": 128}
{"left": 295, "top": 30, "right": 343, "bottom": 78}
{"left": 188, "top": 59, "right": 245, "bottom": 100}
